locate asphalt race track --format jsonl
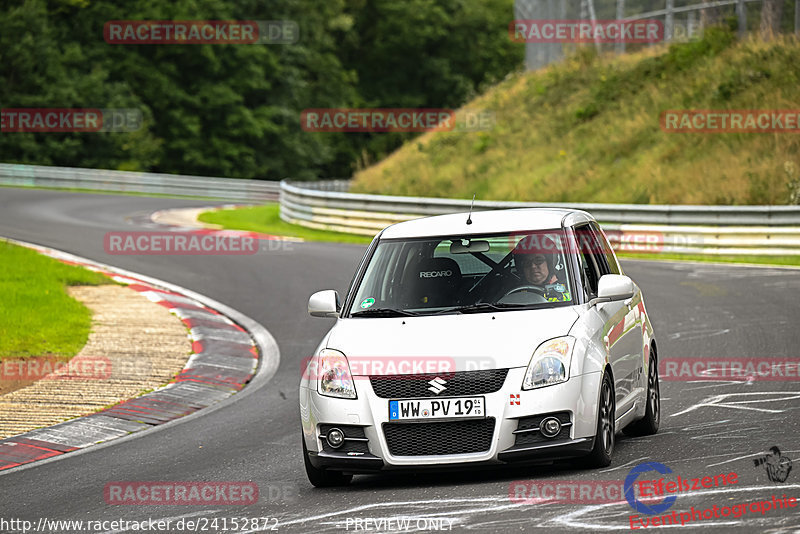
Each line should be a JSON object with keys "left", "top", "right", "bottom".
{"left": 1, "top": 188, "right": 800, "bottom": 533}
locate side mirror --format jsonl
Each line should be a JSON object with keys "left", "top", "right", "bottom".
{"left": 590, "top": 275, "right": 635, "bottom": 306}
{"left": 308, "top": 290, "right": 340, "bottom": 318}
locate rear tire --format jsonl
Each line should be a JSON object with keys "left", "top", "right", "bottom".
{"left": 623, "top": 352, "right": 660, "bottom": 437}
{"left": 583, "top": 373, "right": 615, "bottom": 468}
{"left": 303, "top": 437, "right": 353, "bottom": 487}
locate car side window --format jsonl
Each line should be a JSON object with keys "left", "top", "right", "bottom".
{"left": 575, "top": 225, "right": 604, "bottom": 298}
{"left": 591, "top": 223, "right": 621, "bottom": 275}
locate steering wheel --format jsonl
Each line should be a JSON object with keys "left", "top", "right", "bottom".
{"left": 501, "top": 285, "right": 547, "bottom": 299}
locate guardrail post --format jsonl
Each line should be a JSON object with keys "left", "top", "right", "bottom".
{"left": 796, "top": 0, "right": 800, "bottom": 34}
{"left": 586, "top": 0, "right": 601, "bottom": 52}
{"left": 616, "top": 0, "right": 626, "bottom": 54}
{"left": 737, "top": 0, "right": 748, "bottom": 38}
{"left": 665, "top": 0, "right": 675, "bottom": 42}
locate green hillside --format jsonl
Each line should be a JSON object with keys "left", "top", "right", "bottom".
{"left": 351, "top": 27, "right": 800, "bottom": 205}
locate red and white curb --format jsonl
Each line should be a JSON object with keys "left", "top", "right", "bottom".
{"left": 0, "top": 237, "right": 279, "bottom": 473}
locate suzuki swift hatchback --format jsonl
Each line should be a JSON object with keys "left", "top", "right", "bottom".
{"left": 300, "top": 208, "right": 660, "bottom": 487}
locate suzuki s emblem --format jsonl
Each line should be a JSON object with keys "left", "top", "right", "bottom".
{"left": 427, "top": 377, "right": 447, "bottom": 395}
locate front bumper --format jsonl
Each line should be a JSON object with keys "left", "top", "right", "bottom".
{"left": 300, "top": 368, "right": 602, "bottom": 472}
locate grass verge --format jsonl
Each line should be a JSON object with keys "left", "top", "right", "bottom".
{"left": 351, "top": 27, "right": 800, "bottom": 206}
{"left": 617, "top": 252, "right": 800, "bottom": 267}
{"left": 198, "top": 204, "right": 373, "bottom": 244}
{"left": 0, "top": 241, "right": 111, "bottom": 359}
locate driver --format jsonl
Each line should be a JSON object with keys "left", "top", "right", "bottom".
{"left": 516, "top": 251, "right": 557, "bottom": 286}
{"left": 509, "top": 237, "right": 571, "bottom": 302}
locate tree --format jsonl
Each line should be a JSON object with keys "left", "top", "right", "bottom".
{"left": 0, "top": 0, "right": 522, "bottom": 180}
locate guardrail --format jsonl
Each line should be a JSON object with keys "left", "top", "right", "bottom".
{"left": 0, "top": 163, "right": 280, "bottom": 202}
{"left": 280, "top": 180, "right": 800, "bottom": 256}
{"left": 2, "top": 164, "right": 798, "bottom": 256}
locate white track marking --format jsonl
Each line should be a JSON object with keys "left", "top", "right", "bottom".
{"left": 689, "top": 427, "right": 761, "bottom": 440}
{"left": 671, "top": 392, "right": 800, "bottom": 417}
{"left": 668, "top": 328, "right": 730, "bottom": 341}
{"left": 706, "top": 449, "right": 800, "bottom": 469}
{"left": 599, "top": 457, "right": 652, "bottom": 473}
{"left": 683, "top": 380, "right": 757, "bottom": 391}
{"left": 680, "top": 420, "right": 731, "bottom": 431}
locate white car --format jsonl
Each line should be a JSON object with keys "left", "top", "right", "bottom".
{"left": 300, "top": 208, "right": 660, "bottom": 487}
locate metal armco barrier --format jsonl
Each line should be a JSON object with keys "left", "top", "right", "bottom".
{"left": 280, "top": 180, "right": 800, "bottom": 256}
{"left": 0, "top": 163, "right": 280, "bottom": 202}
{"left": 2, "top": 164, "right": 798, "bottom": 256}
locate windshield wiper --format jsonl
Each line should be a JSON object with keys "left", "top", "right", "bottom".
{"left": 435, "top": 302, "right": 533, "bottom": 315}
{"left": 350, "top": 307, "right": 421, "bottom": 317}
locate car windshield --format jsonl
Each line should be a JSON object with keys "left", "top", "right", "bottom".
{"left": 348, "top": 229, "right": 574, "bottom": 316}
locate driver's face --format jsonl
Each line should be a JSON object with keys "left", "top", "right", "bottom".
{"left": 520, "top": 254, "right": 549, "bottom": 285}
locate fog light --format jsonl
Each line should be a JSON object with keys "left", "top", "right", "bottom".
{"left": 540, "top": 417, "right": 561, "bottom": 438}
{"left": 326, "top": 428, "right": 345, "bottom": 448}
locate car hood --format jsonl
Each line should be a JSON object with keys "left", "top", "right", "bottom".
{"left": 326, "top": 307, "right": 581, "bottom": 373}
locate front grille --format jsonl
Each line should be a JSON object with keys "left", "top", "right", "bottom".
{"left": 383, "top": 418, "right": 495, "bottom": 456}
{"left": 513, "top": 412, "right": 571, "bottom": 446}
{"left": 370, "top": 369, "right": 508, "bottom": 399}
{"left": 319, "top": 424, "right": 371, "bottom": 454}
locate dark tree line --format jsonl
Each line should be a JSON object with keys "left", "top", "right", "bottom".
{"left": 0, "top": 0, "right": 522, "bottom": 180}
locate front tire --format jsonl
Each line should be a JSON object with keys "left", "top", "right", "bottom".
{"left": 583, "top": 372, "right": 615, "bottom": 468}
{"left": 623, "top": 352, "right": 660, "bottom": 437}
{"left": 303, "top": 437, "right": 353, "bottom": 487}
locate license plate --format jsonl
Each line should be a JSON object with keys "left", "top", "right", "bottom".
{"left": 389, "top": 397, "right": 484, "bottom": 421}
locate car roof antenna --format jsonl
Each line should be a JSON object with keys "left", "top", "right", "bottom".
{"left": 466, "top": 194, "right": 476, "bottom": 225}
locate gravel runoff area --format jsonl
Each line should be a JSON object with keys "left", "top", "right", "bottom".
{"left": 0, "top": 284, "right": 191, "bottom": 439}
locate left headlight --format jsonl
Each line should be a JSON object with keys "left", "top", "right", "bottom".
{"left": 317, "top": 349, "right": 357, "bottom": 399}
{"left": 522, "top": 337, "right": 575, "bottom": 390}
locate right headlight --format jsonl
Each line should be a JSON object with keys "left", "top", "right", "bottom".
{"left": 317, "top": 349, "right": 357, "bottom": 399}
{"left": 522, "top": 336, "right": 575, "bottom": 390}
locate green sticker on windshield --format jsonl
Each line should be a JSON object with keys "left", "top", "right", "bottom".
{"left": 360, "top": 297, "right": 375, "bottom": 309}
